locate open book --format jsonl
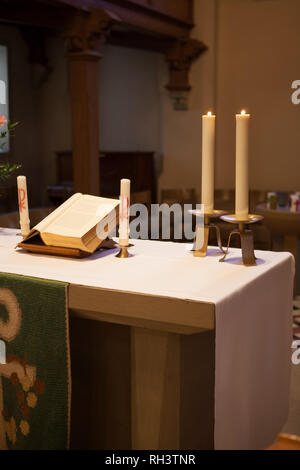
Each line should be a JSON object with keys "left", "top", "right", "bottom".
{"left": 19, "top": 193, "right": 119, "bottom": 255}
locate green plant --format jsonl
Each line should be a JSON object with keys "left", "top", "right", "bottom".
{"left": 0, "top": 117, "right": 21, "bottom": 180}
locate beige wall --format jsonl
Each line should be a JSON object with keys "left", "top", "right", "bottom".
{"left": 216, "top": 0, "right": 300, "bottom": 192}
{"left": 160, "top": 0, "right": 300, "bottom": 196}
{"left": 158, "top": 0, "right": 217, "bottom": 199}
{"left": 99, "top": 45, "right": 161, "bottom": 153}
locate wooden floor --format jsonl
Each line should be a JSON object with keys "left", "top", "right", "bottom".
{"left": 268, "top": 434, "right": 300, "bottom": 450}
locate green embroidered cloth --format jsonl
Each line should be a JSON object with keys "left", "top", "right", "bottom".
{"left": 0, "top": 273, "right": 71, "bottom": 450}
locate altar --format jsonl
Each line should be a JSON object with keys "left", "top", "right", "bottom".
{"left": 0, "top": 229, "right": 294, "bottom": 450}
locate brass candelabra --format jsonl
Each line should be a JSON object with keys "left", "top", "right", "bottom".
{"left": 219, "top": 214, "right": 264, "bottom": 266}
{"left": 189, "top": 209, "right": 227, "bottom": 257}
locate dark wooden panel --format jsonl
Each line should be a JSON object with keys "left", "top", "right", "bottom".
{"left": 127, "top": 0, "right": 193, "bottom": 24}
{"left": 100, "top": 151, "right": 155, "bottom": 199}
{"left": 69, "top": 318, "right": 131, "bottom": 449}
{"left": 0, "top": 0, "right": 71, "bottom": 30}
{"left": 56, "top": 0, "right": 194, "bottom": 25}
{"left": 109, "top": 29, "right": 173, "bottom": 53}
{"left": 55, "top": 150, "right": 157, "bottom": 202}
{"left": 57, "top": 151, "right": 73, "bottom": 183}
{"left": 94, "top": 0, "right": 193, "bottom": 38}
{"left": 0, "top": 0, "right": 194, "bottom": 38}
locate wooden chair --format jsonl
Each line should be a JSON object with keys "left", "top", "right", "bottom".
{"left": 161, "top": 188, "right": 197, "bottom": 206}
{"left": 215, "top": 189, "right": 270, "bottom": 213}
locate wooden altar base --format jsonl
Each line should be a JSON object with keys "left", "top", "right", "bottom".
{"left": 69, "top": 317, "right": 215, "bottom": 450}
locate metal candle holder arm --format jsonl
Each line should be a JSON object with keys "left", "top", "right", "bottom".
{"left": 219, "top": 213, "right": 264, "bottom": 266}
{"left": 189, "top": 209, "right": 227, "bottom": 257}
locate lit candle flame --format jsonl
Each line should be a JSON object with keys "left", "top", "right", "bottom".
{"left": 207, "top": 111, "right": 212, "bottom": 116}
{"left": 241, "top": 110, "right": 246, "bottom": 115}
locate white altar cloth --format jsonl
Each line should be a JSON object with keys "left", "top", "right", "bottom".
{"left": 0, "top": 228, "right": 295, "bottom": 449}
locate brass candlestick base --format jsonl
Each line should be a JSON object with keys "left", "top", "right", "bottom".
{"left": 189, "top": 209, "right": 227, "bottom": 258}
{"left": 219, "top": 214, "right": 264, "bottom": 266}
{"left": 115, "top": 244, "right": 133, "bottom": 258}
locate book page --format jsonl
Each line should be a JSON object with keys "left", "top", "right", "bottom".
{"left": 42, "top": 195, "right": 119, "bottom": 238}
{"left": 34, "top": 193, "right": 82, "bottom": 233}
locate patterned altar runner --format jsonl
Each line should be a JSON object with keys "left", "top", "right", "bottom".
{"left": 0, "top": 273, "right": 70, "bottom": 450}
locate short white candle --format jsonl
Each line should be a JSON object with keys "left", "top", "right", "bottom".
{"left": 17, "top": 176, "right": 30, "bottom": 237}
{"left": 202, "top": 111, "right": 215, "bottom": 213}
{"left": 119, "top": 179, "right": 130, "bottom": 247}
{"left": 235, "top": 110, "right": 250, "bottom": 219}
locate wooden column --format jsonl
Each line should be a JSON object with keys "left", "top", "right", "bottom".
{"left": 131, "top": 327, "right": 215, "bottom": 450}
{"left": 68, "top": 52, "right": 101, "bottom": 195}
{"left": 64, "top": 9, "right": 117, "bottom": 195}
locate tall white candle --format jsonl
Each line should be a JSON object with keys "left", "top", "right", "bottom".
{"left": 119, "top": 178, "right": 130, "bottom": 247}
{"left": 17, "top": 176, "right": 30, "bottom": 237}
{"left": 202, "top": 111, "right": 216, "bottom": 213}
{"left": 235, "top": 110, "right": 250, "bottom": 219}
